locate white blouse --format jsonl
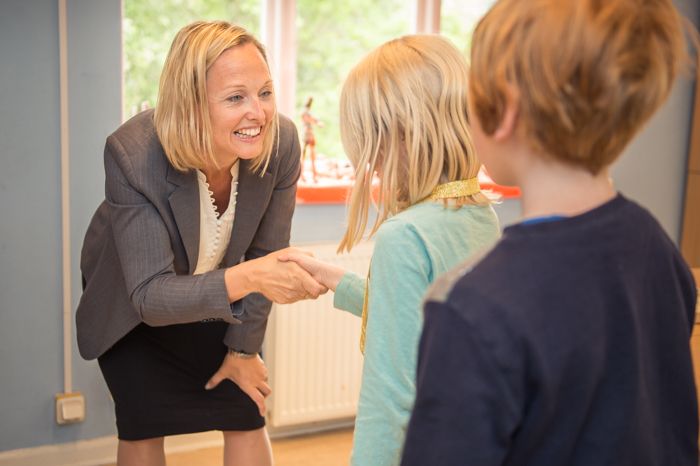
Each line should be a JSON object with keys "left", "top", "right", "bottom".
{"left": 193, "top": 163, "right": 239, "bottom": 275}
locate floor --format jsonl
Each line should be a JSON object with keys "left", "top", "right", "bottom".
{"left": 107, "top": 428, "right": 353, "bottom": 466}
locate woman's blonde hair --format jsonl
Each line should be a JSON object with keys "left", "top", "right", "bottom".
{"left": 469, "top": 0, "right": 693, "bottom": 174}
{"left": 338, "top": 34, "right": 489, "bottom": 252}
{"left": 154, "top": 21, "right": 278, "bottom": 173}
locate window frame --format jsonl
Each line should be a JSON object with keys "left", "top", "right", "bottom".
{"left": 262, "top": 0, "right": 518, "bottom": 202}
{"left": 121, "top": 0, "right": 518, "bottom": 202}
{"left": 264, "top": 0, "right": 441, "bottom": 118}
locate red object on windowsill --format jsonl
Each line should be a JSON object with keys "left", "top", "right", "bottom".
{"left": 296, "top": 169, "right": 520, "bottom": 204}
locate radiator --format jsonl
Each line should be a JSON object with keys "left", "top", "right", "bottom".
{"left": 264, "top": 241, "right": 374, "bottom": 429}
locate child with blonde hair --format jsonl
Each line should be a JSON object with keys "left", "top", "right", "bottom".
{"left": 281, "top": 34, "right": 500, "bottom": 466}
{"left": 401, "top": 1, "right": 698, "bottom": 465}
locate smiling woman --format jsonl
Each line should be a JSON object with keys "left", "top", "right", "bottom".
{"left": 205, "top": 44, "right": 275, "bottom": 168}
{"left": 76, "top": 21, "right": 327, "bottom": 466}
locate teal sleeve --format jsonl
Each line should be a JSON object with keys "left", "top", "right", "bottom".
{"left": 350, "top": 221, "right": 431, "bottom": 466}
{"left": 333, "top": 271, "right": 366, "bottom": 317}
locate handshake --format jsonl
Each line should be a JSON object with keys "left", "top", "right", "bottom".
{"left": 214, "top": 247, "right": 350, "bottom": 416}
{"left": 226, "top": 247, "right": 348, "bottom": 305}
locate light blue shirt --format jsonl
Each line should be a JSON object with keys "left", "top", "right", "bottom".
{"left": 334, "top": 201, "right": 501, "bottom": 466}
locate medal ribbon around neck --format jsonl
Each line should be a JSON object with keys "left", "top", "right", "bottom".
{"left": 359, "top": 177, "right": 481, "bottom": 354}
{"left": 427, "top": 177, "right": 481, "bottom": 201}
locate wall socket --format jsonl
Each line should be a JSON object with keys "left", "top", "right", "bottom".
{"left": 55, "top": 392, "right": 85, "bottom": 424}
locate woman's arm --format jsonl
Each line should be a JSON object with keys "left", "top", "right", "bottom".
{"left": 104, "top": 134, "right": 236, "bottom": 325}
{"left": 106, "top": 115, "right": 324, "bottom": 329}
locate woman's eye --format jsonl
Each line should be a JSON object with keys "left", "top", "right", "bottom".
{"left": 228, "top": 95, "right": 243, "bottom": 103}
{"left": 260, "top": 90, "right": 273, "bottom": 98}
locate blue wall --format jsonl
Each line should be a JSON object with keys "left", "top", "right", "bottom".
{"left": 0, "top": 0, "right": 122, "bottom": 450}
{"left": 0, "top": 0, "right": 65, "bottom": 449}
{"left": 0, "top": 0, "right": 697, "bottom": 453}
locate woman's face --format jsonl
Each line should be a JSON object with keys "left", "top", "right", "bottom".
{"left": 206, "top": 42, "right": 275, "bottom": 166}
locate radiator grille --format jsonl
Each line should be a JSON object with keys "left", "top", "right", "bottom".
{"left": 264, "top": 241, "right": 373, "bottom": 428}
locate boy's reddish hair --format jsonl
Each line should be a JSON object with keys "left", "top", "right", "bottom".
{"left": 469, "top": 0, "right": 692, "bottom": 174}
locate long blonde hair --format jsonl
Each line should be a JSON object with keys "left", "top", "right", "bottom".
{"left": 154, "top": 21, "right": 279, "bottom": 174}
{"left": 338, "top": 34, "right": 489, "bottom": 252}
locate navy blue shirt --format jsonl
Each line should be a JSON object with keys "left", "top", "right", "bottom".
{"left": 401, "top": 194, "right": 698, "bottom": 466}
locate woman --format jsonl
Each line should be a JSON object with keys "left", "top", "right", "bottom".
{"left": 76, "top": 21, "right": 325, "bottom": 466}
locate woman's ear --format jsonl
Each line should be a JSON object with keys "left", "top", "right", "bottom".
{"left": 492, "top": 85, "right": 519, "bottom": 142}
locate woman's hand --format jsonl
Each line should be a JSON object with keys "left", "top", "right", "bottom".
{"left": 205, "top": 352, "right": 271, "bottom": 417}
{"left": 225, "top": 247, "right": 329, "bottom": 304}
{"left": 277, "top": 251, "right": 346, "bottom": 292}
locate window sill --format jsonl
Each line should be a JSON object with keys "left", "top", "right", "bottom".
{"left": 296, "top": 172, "right": 521, "bottom": 204}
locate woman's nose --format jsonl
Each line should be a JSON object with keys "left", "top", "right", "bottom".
{"left": 246, "top": 97, "right": 265, "bottom": 121}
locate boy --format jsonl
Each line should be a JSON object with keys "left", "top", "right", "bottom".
{"left": 401, "top": 1, "right": 698, "bottom": 465}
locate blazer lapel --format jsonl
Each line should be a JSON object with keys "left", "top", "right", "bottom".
{"left": 167, "top": 165, "right": 200, "bottom": 274}
{"left": 223, "top": 160, "right": 274, "bottom": 266}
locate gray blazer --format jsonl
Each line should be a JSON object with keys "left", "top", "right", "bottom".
{"left": 76, "top": 110, "right": 300, "bottom": 360}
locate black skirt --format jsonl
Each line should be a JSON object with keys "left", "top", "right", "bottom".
{"left": 97, "top": 321, "right": 265, "bottom": 440}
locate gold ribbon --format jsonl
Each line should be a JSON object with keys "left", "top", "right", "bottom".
{"left": 359, "top": 178, "right": 481, "bottom": 354}
{"left": 360, "top": 271, "right": 370, "bottom": 354}
{"left": 427, "top": 177, "right": 481, "bottom": 200}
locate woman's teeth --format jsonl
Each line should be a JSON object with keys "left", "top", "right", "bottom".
{"left": 235, "top": 127, "right": 261, "bottom": 138}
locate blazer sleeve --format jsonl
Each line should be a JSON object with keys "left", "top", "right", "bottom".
{"left": 223, "top": 118, "right": 302, "bottom": 353}
{"left": 104, "top": 134, "right": 237, "bottom": 326}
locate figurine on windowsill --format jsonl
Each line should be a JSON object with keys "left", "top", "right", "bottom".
{"left": 301, "top": 96, "right": 323, "bottom": 183}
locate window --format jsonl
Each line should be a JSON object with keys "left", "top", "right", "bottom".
{"left": 439, "top": 0, "right": 495, "bottom": 54}
{"left": 122, "top": 0, "right": 518, "bottom": 201}
{"left": 295, "top": 0, "right": 412, "bottom": 162}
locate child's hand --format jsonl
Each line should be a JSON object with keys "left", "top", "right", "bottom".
{"left": 277, "top": 250, "right": 345, "bottom": 292}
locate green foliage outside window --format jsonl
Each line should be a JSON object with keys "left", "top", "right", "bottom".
{"left": 122, "top": 0, "right": 490, "bottom": 161}
{"left": 295, "top": 0, "right": 411, "bottom": 159}
{"left": 439, "top": 0, "right": 495, "bottom": 57}
{"left": 123, "top": 0, "right": 259, "bottom": 119}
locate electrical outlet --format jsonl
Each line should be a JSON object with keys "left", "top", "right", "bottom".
{"left": 55, "top": 392, "right": 85, "bottom": 424}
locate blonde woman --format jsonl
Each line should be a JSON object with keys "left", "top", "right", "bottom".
{"left": 282, "top": 35, "right": 500, "bottom": 466}
{"left": 76, "top": 21, "right": 325, "bottom": 466}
